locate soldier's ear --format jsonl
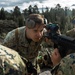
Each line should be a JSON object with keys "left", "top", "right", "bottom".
{"left": 26, "top": 18, "right": 35, "bottom": 29}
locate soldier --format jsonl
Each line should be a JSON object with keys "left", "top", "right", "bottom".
{"left": 52, "top": 53, "right": 75, "bottom": 75}
{"left": 0, "top": 44, "right": 27, "bottom": 75}
{"left": 2, "top": 14, "right": 52, "bottom": 74}
{"left": 66, "top": 18, "right": 75, "bottom": 38}
{"left": 51, "top": 43, "right": 75, "bottom": 75}
{"left": 66, "top": 28, "right": 75, "bottom": 38}
{"left": 40, "top": 48, "right": 75, "bottom": 75}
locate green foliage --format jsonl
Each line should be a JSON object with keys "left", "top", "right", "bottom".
{"left": 0, "top": 7, "right": 6, "bottom": 20}
{"left": 13, "top": 6, "right": 21, "bottom": 17}
{"left": 18, "top": 16, "right": 25, "bottom": 27}
{"left": 1, "top": 4, "right": 75, "bottom": 33}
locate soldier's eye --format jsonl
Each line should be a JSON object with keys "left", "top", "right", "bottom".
{"left": 40, "top": 29, "right": 43, "bottom": 32}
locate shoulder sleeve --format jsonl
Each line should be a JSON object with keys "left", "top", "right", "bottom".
{"left": 0, "top": 45, "right": 27, "bottom": 75}
{"left": 2, "top": 29, "right": 16, "bottom": 49}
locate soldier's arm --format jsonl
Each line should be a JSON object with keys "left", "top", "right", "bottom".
{"left": 0, "top": 55, "right": 26, "bottom": 75}
{"left": 37, "top": 42, "right": 53, "bottom": 69}
{"left": 66, "top": 29, "right": 75, "bottom": 37}
{"left": 2, "top": 30, "right": 16, "bottom": 49}
{"left": 0, "top": 45, "right": 27, "bottom": 75}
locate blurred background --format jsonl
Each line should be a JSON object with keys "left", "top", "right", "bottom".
{"left": 0, "top": 0, "right": 75, "bottom": 43}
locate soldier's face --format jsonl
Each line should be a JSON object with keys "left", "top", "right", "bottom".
{"left": 51, "top": 48, "right": 61, "bottom": 66}
{"left": 26, "top": 24, "right": 44, "bottom": 42}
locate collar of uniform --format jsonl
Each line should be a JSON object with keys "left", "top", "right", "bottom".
{"left": 24, "top": 41, "right": 37, "bottom": 47}
{"left": 30, "top": 41, "right": 38, "bottom": 45}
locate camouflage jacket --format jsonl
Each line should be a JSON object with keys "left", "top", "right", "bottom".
{"left": 0, "top": 45, "right": 27, "bottom": 75}
{"left": 3, "top": 26, "right": 43, "bottom": 62}
{"left": 52, "top": 53, "right": 75, "bottom": 75}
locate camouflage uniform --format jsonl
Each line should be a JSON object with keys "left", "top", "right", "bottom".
{"left": 52, "top": 53, "right": 75, "bottom": 75}
{"left": 3, "top": 26, "right": 41, "bottom": 62}
{"left": 66, "top": 28, "right": 75, "bottom": 38}
{"left": 2, "top": 26, "right": 52, "bottom": 73}
{"left": 0, "top": 45, "right": 27, "bottom": 75}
